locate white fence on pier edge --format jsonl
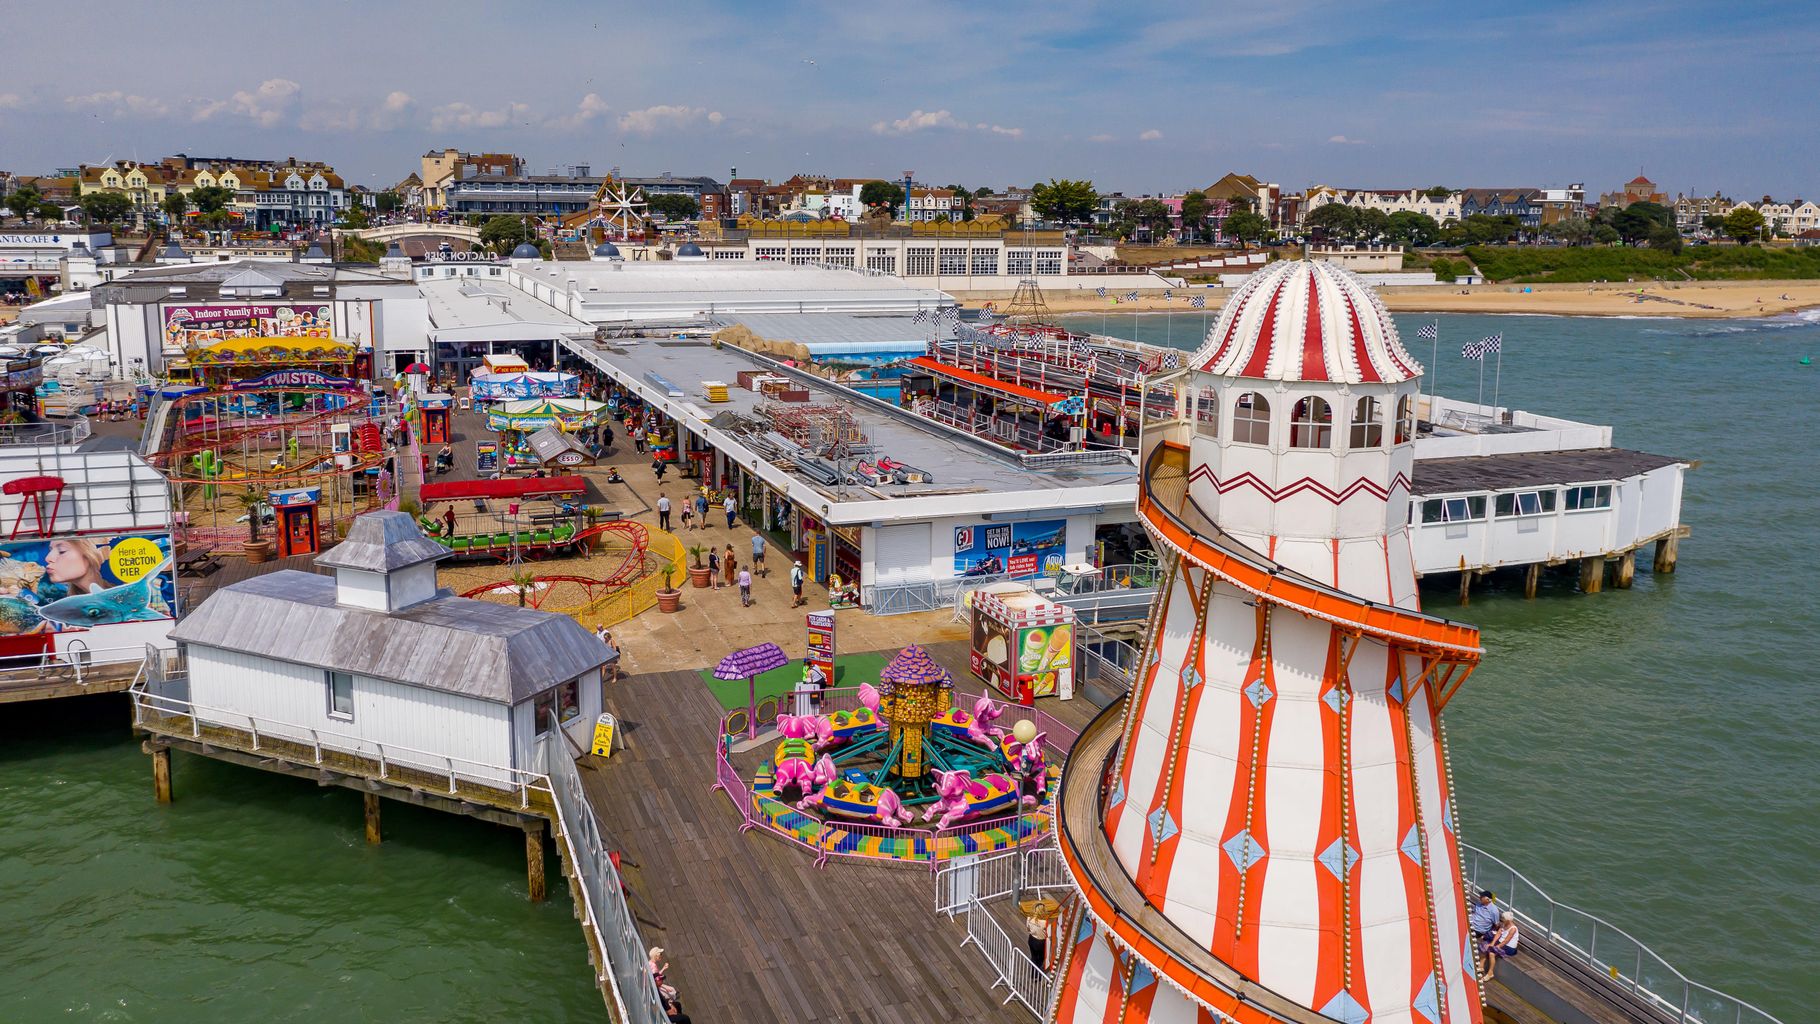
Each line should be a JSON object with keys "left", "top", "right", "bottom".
{"left": 1461, "top": 844, "right": 1786, "bottom": 1024}
{"left": 933, "top": 841, "right": 1074, "bottom": 1020}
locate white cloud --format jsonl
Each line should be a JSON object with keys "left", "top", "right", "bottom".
{"left": 299, "top": 108, "right": 360, "bottom": 132}
{"left": 1139, "top": 129, "right": 1163, "bottom": 141}
{"left": 549, "top": 92, "right": 612, "bottom": 131}
{"left": 617, "top": 104, "right": 723, "bottom": 134}
{"left": 367, "top": 90, "right": 417, "bottom": 130}
{"left": 428, "top": 101, "right": 535, "bottom": 131}
{"left": 1087, "top": 133, "right": 1115, "bottom": 143}
{"left": 0, "top": 93, "right": 22, "bottom": 111}
{"left": 1328, "top": 134, "right": 1366, "bottom": 144}
{"left": 873, "top": 109, "right": 1021, "bottom": 138}
{"left": 192, "top": 79, "right": 301, "bottom": 128}
{"left": 66, "top": 90, "right": 170, "bottom": 118}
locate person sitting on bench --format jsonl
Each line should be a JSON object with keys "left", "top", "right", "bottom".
{"left": 1481, "top": 911, "right": 1520, "bottom": 981}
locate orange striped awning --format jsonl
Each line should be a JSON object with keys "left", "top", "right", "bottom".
{"left": 906, "top": 356, "right": 1067, "bottom": 407}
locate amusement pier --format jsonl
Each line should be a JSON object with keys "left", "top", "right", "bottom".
{"left": 0, "top": 231, "right": 1775, "bottom": 1024}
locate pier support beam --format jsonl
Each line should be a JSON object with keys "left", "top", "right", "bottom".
{"left": 1654, "top": 535, "right": 1679, "bottom": 574}
{"left": 1458, "top": 571, "right": 1472, "bottom": 605}
{"left": 363, "top": 792, "right": 382, "bottom": 845}
{"left": 149, "top": 743, "right": 172, "bottom": 804}
{"left": 525, "top": 823, "right": 547, "bottom": 902}
{"left": 1614, "top": 550, "right": 1636, "bottom": 590}
{"left": 1578, "top": 556, "right": 1605, "bottom": 594}
{"left": 1523, "top": 563, "right": 1541, "bottom": 600}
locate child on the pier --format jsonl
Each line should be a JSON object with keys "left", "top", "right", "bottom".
{"left": 707, "top": 548, "right": 720, "bottom": 588}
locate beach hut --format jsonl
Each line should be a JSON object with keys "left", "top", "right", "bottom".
{"left": 526, "top": 425, "right": 598, "bottom": 469}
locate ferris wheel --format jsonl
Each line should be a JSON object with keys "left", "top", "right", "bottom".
{"left": 592, "top": 177, "right": 649, "bottom": 241}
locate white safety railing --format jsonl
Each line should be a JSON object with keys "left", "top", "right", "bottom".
{"left": 0, "top": 640, "right": 175, "bottom": 692}
{"left": 539, "top": 734, "right": 671, "bottom": 1024}
{"left": 960, "top": 896, "right": 1052, "bottom": 1017}
{"left": 1461, "top": 844, "right": 1786, "bottom": 1024}
{"left": 0, "top": 415, "right": 92, "bottom": 446}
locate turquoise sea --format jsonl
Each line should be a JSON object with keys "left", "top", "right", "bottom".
{"left": 1063, "top": 308, "right": 1820, "bottom": 1020}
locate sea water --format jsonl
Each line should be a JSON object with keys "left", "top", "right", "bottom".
{"left": 1063, "top": 309, "right": 1820, "bottom": 1019}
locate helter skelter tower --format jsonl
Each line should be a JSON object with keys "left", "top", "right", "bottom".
{"left": 1050, "top": 260, "right": 1485, "bottom": 1024}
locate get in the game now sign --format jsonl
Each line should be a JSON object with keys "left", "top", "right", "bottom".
{"left": 953, "top": 519, "right": 1066, "bottom": 579}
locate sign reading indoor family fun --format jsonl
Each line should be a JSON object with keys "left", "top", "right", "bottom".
{"left": 162, "top": 303, "right": 333, "bottom": 350}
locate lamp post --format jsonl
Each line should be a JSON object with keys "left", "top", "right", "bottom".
{"left": 1010, "top": 717, "right": 1037, "bottom": 906}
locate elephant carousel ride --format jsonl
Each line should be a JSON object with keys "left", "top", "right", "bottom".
{"left": 734, "top": 645, "right": 1060, "bottom": 867}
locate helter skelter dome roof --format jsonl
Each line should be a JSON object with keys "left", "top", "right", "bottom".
{"left": 1192, "top": 258, "right": 1423, "bottom": 385}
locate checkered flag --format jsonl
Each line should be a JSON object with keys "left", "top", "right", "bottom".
{"left": 1482, "top": 332, "right": 1502, "bottom": 354}
{"left": 1462, "top": 341, "right": 1486, "bottom": 361}
{"left": 1190, "top": 295, "right": 1206, "bottom": 309}
{"left": 1418, "top": 321, "right": 1438, "bottom": 340}
{"left": 913, "top": 309, "right": 930, "bottom": 324}
{"left": 939, "top": 306, "right": 960, "bottom": 323}
{"left": 1163, "top": 288, "right": 1174, "bottom": 300}
{"left": 1163, "top": 351, "right": 1181, "bottom": 369}
{"left": 1125, "top": 291, "right": 1139, "bottom": 301}
{"left": 1095, "top": 286, "right": 1107, "bottom": 298}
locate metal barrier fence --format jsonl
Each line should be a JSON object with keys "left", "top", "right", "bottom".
{"left": 0, "top": 639, "right": 175, "bottom": 693}
{"left": 540, "top": 735, "right": 671, "bottom": 1024}
{"left": 0, "top": 416, "right": 91, "bottom": 446}
{"left": 1460, "top": 844, "right": 1786, "bottom": 1024}
{"left": 961, "top": 895, "right": 1052, "bottom": 1017}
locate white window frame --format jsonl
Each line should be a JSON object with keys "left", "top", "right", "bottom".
{"left": 1563, "top": 484, "right": 1613, "bottom": 512}
{"left": 1420, "top": 496, "right": 1487, "bottom": 524}
{"left": 1349, "top": 396, "right": 1383, "bottom": 449}
{"left": 326, "top": 670, "right": 355, "bottom": 720}
{"left": 1494, "top": 489, "right": 1557, "bottom": 518}
{"left": 1232, "top": 392, "right": 1271, "bottom": 447}
{"left": 1290, "top": 396, "right": 1333, "bottom": 449}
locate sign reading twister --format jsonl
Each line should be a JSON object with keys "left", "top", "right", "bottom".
{"left": 0, "top": 533, "right": 174, "bottom": 636}
{"left": 162, "top": 303, "right": 350, "bottom": 364}
{"left": 953, "top": 519, "right": 1067, "bottom": 579}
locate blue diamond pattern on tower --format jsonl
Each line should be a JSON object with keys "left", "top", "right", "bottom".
{"left": 1077, "top": 913, "right": 1096, "bottom": 944}
{"left": 1222, "top": 828, "right": 1266, "bottom": 871}
{"left": 1108, "top": 777, "right": 1126, "bottom": 809}
{"left": 1322, "top": 685, "right": 1349, "bottom": 715}
{"left": 1401, "top": 824, "right": 1424, "bottom": 864}
{"left": 1411, "top": 971, "right": 1441, "bottom": 1023}
{"left": 1443, "top": 798, "right": 1455, "bottom": 834}
{"left": 1388, "top": 675, "right": 1404, "bottom": 703}
{"left": 1244, "top": 677, "right": 1274, "bottom": 708}
{"left": 1319, "top": 989, "right": 1370, "bottom": 1024}
{"left": 1147, "top": 806, "right": 1179, "bottom": 844}
{"left": 1181, "top": 663, "right": 1203, "bottom": 689}
{"left": 1317, "top": 837, "right": 1360, "bottom": 881}
{"left": 1125, "top": 958, "right": 1157, "bottom": 995}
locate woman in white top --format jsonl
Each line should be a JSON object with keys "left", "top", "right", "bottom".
{"left": 1482, "top": 911, "right": 1520, "bottom": 980}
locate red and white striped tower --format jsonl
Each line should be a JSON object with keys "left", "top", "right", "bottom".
{"left": 1050, "top": 260, "right": 1485, "bottom": 1024}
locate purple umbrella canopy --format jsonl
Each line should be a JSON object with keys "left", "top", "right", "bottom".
{"left": 880, "top": 644, "right": 951, "bottom": 688}
{"left": 714, "top": 642, "right": 789, "bottom": 680}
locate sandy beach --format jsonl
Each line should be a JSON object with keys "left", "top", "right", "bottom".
{"left": 951, "top": 279, "right": 1820, "bottom": 319}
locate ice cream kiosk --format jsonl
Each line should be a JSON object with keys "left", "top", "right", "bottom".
{"left": 968, "top": 583, "right": 1074, "bottom": 703}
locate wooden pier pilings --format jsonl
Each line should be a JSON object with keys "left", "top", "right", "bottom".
{"left": 1441, "top": 524, "right": 1690, "bottom": 602}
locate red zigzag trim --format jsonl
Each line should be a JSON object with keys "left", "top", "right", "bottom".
{"left": 1187, "top": 464, "right": 1413, "bottom": 504}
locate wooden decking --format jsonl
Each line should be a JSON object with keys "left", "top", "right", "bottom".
{"left": 579, "top": 652, "right": 1075, "bottom": 1024}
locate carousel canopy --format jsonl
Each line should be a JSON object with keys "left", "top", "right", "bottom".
{"left": 496, "top": 397, "right": 605, "bottom": 417}
{"left": 880, "top": 644, "right": 952, "bottom": 687}
{"left": 714, "top": 642, "right": 789, "bottom": 680}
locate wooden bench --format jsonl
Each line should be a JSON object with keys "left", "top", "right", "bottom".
{"left": 176, "top": 549, "right": 222, "bottom": 577}
{"left": 1485, "top": 930, "right": 1682, "bottom": 1024}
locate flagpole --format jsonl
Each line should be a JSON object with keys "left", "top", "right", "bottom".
{"left": 1491, "top": 339, "right": 1504, "bottom": 422}
{"left": 1428, "top": 323, "right": 1439, "bottom": 424}
{"left": 1477, "top": 351, "right": 1485, "bottom": 414}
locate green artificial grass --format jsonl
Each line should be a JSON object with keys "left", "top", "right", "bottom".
{"left": 700, "top": 651, "right": 889, "bottom": 712}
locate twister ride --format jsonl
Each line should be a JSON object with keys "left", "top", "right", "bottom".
{"left": 151, "top": 386, "right": 395, "bottom": 551}
{"left": 726, "top": 644, "right": 1063, "bottom": 867}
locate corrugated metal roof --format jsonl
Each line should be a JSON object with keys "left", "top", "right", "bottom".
{"left": 169, "top": 571, "right": 609, "bottom": 703}
{"left": 1411, "top": 448, "right": 1685, "bottom": 494}
{"left": 314, "top": 511, "right": 450, "bottom": 573}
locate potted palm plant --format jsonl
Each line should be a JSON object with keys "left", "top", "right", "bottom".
{"left": 686, "top": 543, "right": 712, "bottom": 588}
{"left": 655, "top": 558, "right": 682, "bottom": 613}
{"left": 237, "top": 491, "right": 274, "bottom": 563}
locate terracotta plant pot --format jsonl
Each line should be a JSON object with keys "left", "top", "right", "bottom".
{"left": 656, "top": 587, "right": 682, "bottom": 613}
{"left": 243, "top": 539, "right": 275, "bottom": 564}
{"left": 688, "top": 565, "right": 713, "bottom": 589}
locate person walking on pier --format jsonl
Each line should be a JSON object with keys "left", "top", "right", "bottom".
{"left": 723, "top": 544, "right": 738, "bottom": 588}
{"left": 1025, "top": 912, "right": 1048, "bottom": 968}
{"left": 694, "top": 493, "right": 708, "bottom": 528}
{"left": 751, "top": 533, "right": 767, "bottom": 577}
{"left": 656, "top": 494, "right": 672, "bottom": 532}
{"left": 791, "top": 559, "right": 806, "bottom": 607}
{"left": 738, "top": 566, "right": 752, "bottom": 607}
{"left": 723, "top": 494, "right": 737, "bottom": 529}
{"left": 707, "top": 548, "right": 720, "bottom": 589}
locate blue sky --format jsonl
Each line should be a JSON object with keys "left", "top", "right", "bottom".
{"left": 4, "top": 0, "right": 1815, "bottom": 197}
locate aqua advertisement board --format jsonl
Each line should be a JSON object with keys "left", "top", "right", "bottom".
{"left": 953, "top": 519, "right": 1066, "bottom": 579}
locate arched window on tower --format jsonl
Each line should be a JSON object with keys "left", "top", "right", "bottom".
{"left": 1350, "top": 396, "right": 1383, "bottom": 448}
{"left": 1290, "top": 396, "right": 1332, "bottom": 449}
{"left": 1233, "top": 392, "right": 1271, "bottom": 446}
{"left": 1395, "top": 395, "right": 1415, "bottom": 444}
{"left": 1194, "top": 386, "right": 1219, "bottom": 437}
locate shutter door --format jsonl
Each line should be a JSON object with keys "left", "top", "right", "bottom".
{"left": 872, "top": 523, "right": 932, "bottom": 587}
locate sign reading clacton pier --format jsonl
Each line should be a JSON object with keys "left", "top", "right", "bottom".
{"left": 0, "top": 532, "right": 174, "bottom": 637}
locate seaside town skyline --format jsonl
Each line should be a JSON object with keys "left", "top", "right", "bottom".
{"left": 5, "top": 1, "right": 1818, "bottom": 197}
